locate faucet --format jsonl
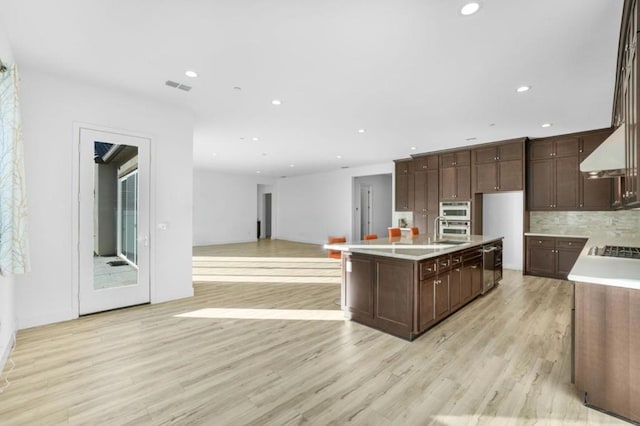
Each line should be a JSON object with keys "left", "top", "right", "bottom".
{"left": 433, "top": 216, "right": 446, "bottom": 241}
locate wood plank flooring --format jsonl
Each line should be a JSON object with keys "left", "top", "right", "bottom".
{"left": 0, "top": 240, "right": 625, "bottom": 425}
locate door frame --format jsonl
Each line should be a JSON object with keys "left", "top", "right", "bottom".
{"left": 71, "top": 122, "right": 155, "bottom": 317}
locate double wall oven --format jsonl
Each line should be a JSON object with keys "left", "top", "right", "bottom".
{"left": 439, "top": 201, "right": 471, "bottom": 236}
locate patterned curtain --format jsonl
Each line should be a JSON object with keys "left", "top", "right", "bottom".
{"left": 0, "top": 63, "right": 30, "bottom": 275}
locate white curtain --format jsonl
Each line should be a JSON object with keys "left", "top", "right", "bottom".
{"left": 0, "top": 63, "right": 30, "bottom": 275}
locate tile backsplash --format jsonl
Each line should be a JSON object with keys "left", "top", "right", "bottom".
{"left": 529, "top": 211, "right": 640, "bottom": 239}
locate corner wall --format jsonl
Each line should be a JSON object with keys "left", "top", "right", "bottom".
{"left": 193, "top": 169, "right": 276, "bottom": 245}
{"left": 14, "top": 68, "right": 195, "bottom": 329}
{"left": 276, "top": 163, "right": 394, "bottom": 244}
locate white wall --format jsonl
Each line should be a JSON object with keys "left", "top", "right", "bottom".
{"left": 0, "top": 25, "right": 17, "bottom": 373}
{"left": 276, "top": 163, "right": 394, "bottom": 244}
{"left": 482, "top": 192, "right": 524, "bottom": 270}
{"left": 14, "top": 68, "right": 195, "bottom": 329}
{"left": 353, "top": 174, "right": 392, "bottom": 239}
{"left": 193, "top": 170, "right": 276, "bottom": 245}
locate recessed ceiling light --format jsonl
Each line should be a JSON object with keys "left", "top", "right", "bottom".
{"left": 358, "top": 129, "right": 366, "bottom": 134}
{"left": 185, "top": 70, "right": 198, "bottom": 78}
{"left": 516, "top": 86, "right": 531, "bottom": 93}
{"left": 256, "top": 171, "right": 261, "bottom": 174}
{"left": 336, "top": 155, "right": 342, "bottom": 159}
{"left": 272, "top": 99, "right": 282, "bottom": 106}
{"left": 289, "top": 164, "right": 295, "bottom": 168}
{"left": 410, "top": 147, "right": 417, "bottom": 150}
{"left": 252, "top": 137, "right": 259, "bottom": 142}
{"left": 541, "top": 123, "right": 552, "bottom": 128}
{"left": 460, "top": 2, "right": 480, "bottom": 16}
{"left": 212, "top": 153, "right": 217, "bottom": 157}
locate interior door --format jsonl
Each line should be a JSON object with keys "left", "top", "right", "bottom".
{"left": 360, "top": 185, "right": 372, "bottom": 239}
{"left": 78, "top": 128, "right": 150, "bottom": 315}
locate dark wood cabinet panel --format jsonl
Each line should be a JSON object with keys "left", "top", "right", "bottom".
{"left": 525, "top": 236, "right": 586, "bottom": 279}
{"left": 472, "top": 140, "right": 524, "bottom": 193}
{"left": 470, "top": 258, "right": 483, "bottom": 297}
{"left": 449, "top": 264, "right": 462, "bottom": 312}
{"left": 376, "top": 260, "right": 413, "bottom": 331}
{"left": 529, "top": 160, "right": 555, "bottom": 210}
{"left": 456, "top": 165, "right": 471, "bottom": 200}
{"left": 435, "top": 272, "right": 450, "bottom": 321}
{"left": 575, "top": 282, "right": 640, "bottom": 424}
{"left": 395, "top": 160, "right": 414, "bottom": 211}
{"left": 417, "top": 279, "right": 436, "bottom": 332}
{"left": 555, "top": 156, "right": 580, "bottom": 210}
{"left": 346, "top": 257, "right": 374, "bottom": 318}
{"left": 413, "top": 155, "right": 439, "bottom": 171}
{"left": 440, "top": 166, "right": 456, "bottom": 200}
{"left": 498, "top": 159, "right": 523, "bottom": 191}
{"left": 413, "top": 167, "right": 438, "bottom": 214}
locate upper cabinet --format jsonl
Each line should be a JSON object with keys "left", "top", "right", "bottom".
{"left": 395, "top": 159, "right": 414, "bottom": 211}
{"left": 615, "top": 0, "right": 640, "bottom": 208}
{"left": 413, "top": 155, "right": 439, "bottom": 235}
{"left": 472, "top": 140, "right": 525, "bottom": 193}
{"left": 439, "top": 150, "right": 471, "bottom": 201}
{"left": 527, "top": 130, "right": 614, "bottom": 211}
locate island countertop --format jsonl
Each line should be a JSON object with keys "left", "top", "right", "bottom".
{"left": 324, "top": 234, "right": 503, "bottom": 261}
{"left": 568, "top": 236, "right": 640, "bottom": 290}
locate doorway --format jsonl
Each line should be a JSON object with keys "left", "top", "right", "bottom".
{"left": 78, "top": 128, "right": 151, "bottom": 315}
{"left": 353, "top": 174, "right": 392, "bottom": 241}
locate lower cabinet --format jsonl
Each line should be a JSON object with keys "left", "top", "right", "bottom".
{"left": 525, "top": 236, "right": 587, "bottom": 279}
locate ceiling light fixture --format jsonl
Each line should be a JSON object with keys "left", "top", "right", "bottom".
{"left": 336, "top": 155, "right": 342, "bottom": 159}
{"left": 185, "top": 70, "right": 198, "bottom": 78}
{"left": 541, "top": 123, "right": 552, "bottom": 128}
{"left": 460, "top": 2, "right": 480, "bottom": 16}
{"left": 256, "top": 171, "right": 261, "bottom": 174}
{"left": 516, "top": 86, "right": 531, "bottom": 93}
{"left": 252, "top": 137, "right": 259, "bottom": 141}
{"left": 272, "top": 99, "right": 282, "bottom": 106}
{"left": 289, "top": 164, "right": 295, "bottom": 168}
{"left": 358, "top": 129, "right": 366, "bottom": 134}
{"left": 410, "top": 147, "right": 417, "bottom": 150}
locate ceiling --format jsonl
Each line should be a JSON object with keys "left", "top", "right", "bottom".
{"left": 2, "top": 0, "right": 624, "bottom": 177}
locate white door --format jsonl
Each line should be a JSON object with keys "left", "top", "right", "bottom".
{"left": 78, "top": 128, "right": 150, "bottom": 315}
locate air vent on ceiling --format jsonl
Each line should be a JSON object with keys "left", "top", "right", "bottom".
{"left": 165, "top": 80, "right": 192, "bottom": 92}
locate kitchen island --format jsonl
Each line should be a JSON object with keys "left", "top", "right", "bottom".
{"left": 325, "top": 235, "right": 503, "bottom": 340}
{"left": 568, "top": 237, "right": 640, "bottom": 424}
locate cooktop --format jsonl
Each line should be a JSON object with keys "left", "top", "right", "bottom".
{"left": 590, "top": 245, "right": 640, "bottom": 259}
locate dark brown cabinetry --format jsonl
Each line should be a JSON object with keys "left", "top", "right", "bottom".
{"left": 525, "top": 236, "right": 587, "bottom": 279}
{"left": 473, "top": 140, "right": 524, "bottom": 193}
{"left": 528, "top": 131, "right": 614, "bottom": 211}
{"left": 611, "top": 0, "right": 640, "bottom": 208}
{"left": 345, "top": 240, "right": 502, "bottom": 340}
{"left": 395, "top": 159, "right": 414, "bottom": 211}
{"left": 413, "top": 155, "right": 439, "bottom": 235}
{"left": 440, "top": 150, "right": 471, "bottom": 201}
{"left": 575, "top": 281, "right": 640, "bottom": 424}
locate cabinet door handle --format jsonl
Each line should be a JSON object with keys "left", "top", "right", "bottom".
{"left": 471, "top": 265, "right": 478, "bottom": 269}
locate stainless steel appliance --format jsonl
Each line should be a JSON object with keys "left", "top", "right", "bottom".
{"left": 439, "top": 201, "right": 471, "bottom": 236}
{"left": 588, "top": 245, "right": 640, "bottom": 259}
{"left": 482, "top": 241, "right": 503, "bottom": 294}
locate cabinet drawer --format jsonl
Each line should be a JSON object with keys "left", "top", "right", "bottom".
{"left": 438, "top": 256, "right": 452, "bottom": 271}
{"left": 462, "top": 247, "right": 483, "bottom": 262}
{"left": 451, "top": 254, "right": 463, "bottom": 267}
{"left": 556, "top": 238, "right": 586, "bottom": 249}
{"left": 527, "top": 237, "right": 555, "bottom": 248}
{"left": 420, "top": 259, "right": 438, "bottom": 279}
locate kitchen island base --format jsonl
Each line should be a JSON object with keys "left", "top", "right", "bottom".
{"left": 342, "top": 242, "right": 497, "bottom": 341}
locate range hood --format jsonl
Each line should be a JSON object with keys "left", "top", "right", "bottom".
{"left": 579, "top": 125, "right": 625, "bottom": 178}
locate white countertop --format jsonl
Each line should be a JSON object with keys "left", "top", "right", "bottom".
{"left": 568, "top": 236, "right": 640, "bottom": 290}
{"left": 324, "top": 235, "right": 503, "bottom": 261}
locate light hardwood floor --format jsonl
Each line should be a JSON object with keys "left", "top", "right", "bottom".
{"left": 0, "top": 240, "right": 625, "bottom": 425}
